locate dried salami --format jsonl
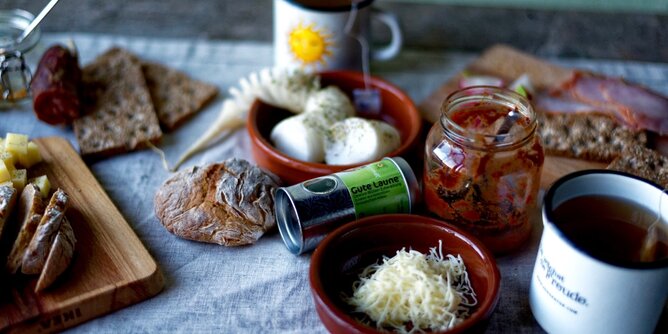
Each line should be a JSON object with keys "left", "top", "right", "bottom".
{"left": 30, "top": 45, "right": 82, "bottom": 125}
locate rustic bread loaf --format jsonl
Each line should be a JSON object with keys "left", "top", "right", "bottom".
{"left": 6, "top": 184, "right": 44, "bottom": 274}
{"left": 0, "top": 185, "right": 17, "bottom": 242}
{"left": 22, "top": 189, "right": 69, "bottom": 275}
{"left": 142, "top": 61, "right": 218, "bottom": 131}
{"left": 35, "top": 217, "right": 76, "bottom": 293}
{"left": 73, "top": 47, "right": 162, "bottom": 157}
{"left": 538, "top": 113, "right": 647, "bottom": 162}
{"left": 607, "top": 145, "right": 668, "bottom": 188}
{"left": 154, "top": 158, "right": 280, "bottom": 246}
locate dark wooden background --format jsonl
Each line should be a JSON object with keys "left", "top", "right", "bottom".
{"left": 1, "top": 0, "right": 666, "bottom": 61}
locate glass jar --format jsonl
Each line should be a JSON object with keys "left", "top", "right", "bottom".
{"left": 0, "top": 9, "right": 41, "bottom": 105}
{"left": 423, "top": 86, "right": 544, "bottom": 254}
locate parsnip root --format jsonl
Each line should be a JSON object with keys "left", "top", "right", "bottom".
{"left": 172, "top": 68, "right": 320, "bottom": 171}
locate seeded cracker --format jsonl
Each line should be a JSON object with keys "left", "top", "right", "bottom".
{"left": 537, "top": 113, "right": 647, "bottom": 162}
{"left": 607, "top": 145, "right": 668, "bottom": 188}
{"left": 74, "top": 48, "right": 162, "bottom": 157}
{"left": 142, "top": 61, "right": 218, "bottom": 131}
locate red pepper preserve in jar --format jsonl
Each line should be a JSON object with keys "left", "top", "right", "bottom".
{"left": 423, "top": 86, "right": 544, "bottom": 253}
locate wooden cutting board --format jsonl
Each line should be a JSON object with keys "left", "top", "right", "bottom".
{"left": 0, "top": 137, "right": 164, "bottom": 333}
{"left": 418, "top": 44, "right": 607, "bottom": 189}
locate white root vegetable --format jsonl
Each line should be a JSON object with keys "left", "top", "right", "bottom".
{"left": 172, "top": 100, "right": 246, "bottom": 170}
{"left": 172, "top": 68, "right": 320, "bottom": 170}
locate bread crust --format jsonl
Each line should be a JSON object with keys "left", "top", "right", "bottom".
{"left": 6, "top": 184, "right": 44, "bottom": 274}
{"left": 21, "top": 189, "right": 69, "bottom": 275}
{"left": 154, "top": 159, "right": 279, "bottom": 246}
{"left": 35, "top": 217, "right": 76, "bottom": 293}
{"left": 0, "top": 185, "right": 17, "bottom": 241}
{"left": 607, "top": 145, "right": 668, "bottom": 188}
{"left": 538, "top": 112, "right": 647, "bottom": 162}
{"left": 142, "top": 61, "right": 218, "bottom": 131}
{"left": 73, "top": 47, "right": 162, "bottom": 157}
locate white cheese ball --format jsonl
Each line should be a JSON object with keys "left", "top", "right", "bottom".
{"left": 304, "top": 86, "right": 355, "bottom": 123}
{"left": 324, "top": 117, "right": 401, "bottom": 165}
{"left": 270, "top": 112, "right": 331, "bottom": 163}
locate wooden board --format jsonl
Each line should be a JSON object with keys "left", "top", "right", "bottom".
{"left": 418, "top": 44, "right": 607, "bottom": 188}
{"left": 0, "top": 137, "right": 164, "bottom": 333}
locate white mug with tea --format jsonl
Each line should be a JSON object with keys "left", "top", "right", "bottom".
{"left": 530, "top": 170, "right": 668, "bottom": 334}
{"left": 273, "top": 0, "right": 402, "bottom": 71}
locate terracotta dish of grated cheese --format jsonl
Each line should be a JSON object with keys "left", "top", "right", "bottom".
{"left": 346, "top": 241, "right": 477, "bottom": 334}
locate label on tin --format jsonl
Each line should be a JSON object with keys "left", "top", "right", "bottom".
{"left": 338, "top": 158, "right": 411, "bottom": 218}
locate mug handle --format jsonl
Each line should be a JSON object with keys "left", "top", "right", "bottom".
{"left": 370, "top": 8, "right": 402, "bottom": 61}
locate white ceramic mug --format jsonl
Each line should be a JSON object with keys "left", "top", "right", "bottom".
{"left": 273, "top": 0, "right": 402, "bottom": 71}
{"left": 530, "top": 170, "right": 668, "bottom": 334}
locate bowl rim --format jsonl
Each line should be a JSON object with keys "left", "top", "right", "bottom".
{"left": 246, "top": 70, "right": 422, "bottom": 173}
{"left": 309, "top": 213, "right": 501, "bottom": 334}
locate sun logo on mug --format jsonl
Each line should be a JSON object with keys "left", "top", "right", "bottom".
{"left": 288, "top": 22, "right": 333, "bottom": 67}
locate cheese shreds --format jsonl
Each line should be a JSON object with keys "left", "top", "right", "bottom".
{"left": 346, "top": 240, "right": 477, "bottom": 333}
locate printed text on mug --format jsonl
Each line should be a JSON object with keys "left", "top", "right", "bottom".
{"left": 536, "top": 247, "right": 589, "bottom": 314}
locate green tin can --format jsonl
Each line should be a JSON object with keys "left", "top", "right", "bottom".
{"left": 275, "top": 157, "right": 420, "bottom": 255}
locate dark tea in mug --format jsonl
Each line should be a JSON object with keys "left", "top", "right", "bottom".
{"left": 552, "top": 195, "right": 668, "bottom": 264}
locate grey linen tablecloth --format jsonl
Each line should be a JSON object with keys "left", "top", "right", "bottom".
{"left": 2, "top": 33, "right": 668, "bottom": 333}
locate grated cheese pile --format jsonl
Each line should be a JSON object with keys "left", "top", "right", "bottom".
{"left": 346, "top": 241, "right": 477, "bottom": 334}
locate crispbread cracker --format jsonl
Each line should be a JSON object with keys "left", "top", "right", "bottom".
{"left": 74, "top": 48, "right": 162, "bottom": 157}
{"left": 142, "top": 62, "right": 218, "bottom": 131}
{"left": 538, "top": 113, "right": 647, "bottom": 162}
{"left": 607, "top": 145, "right": 668, "bottom": 188}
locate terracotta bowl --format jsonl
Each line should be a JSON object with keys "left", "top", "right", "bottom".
{"left": 247, "top": 71, "right": 421, "bottom": 185}
{"left": 309, "top": 214, "right": 501, "bottom": 334}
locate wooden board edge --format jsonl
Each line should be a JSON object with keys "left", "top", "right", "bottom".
{"left": 34, "top": 135, "right": 165, "bottom": 282}
{"left": 34, "top": 136, "right": 160, "bottom": 280}
{"left": 6, "top": 266, "right": 164, "bottom": 333}
{"left": 2, "top": 136, "right": 167, "bottom": 333}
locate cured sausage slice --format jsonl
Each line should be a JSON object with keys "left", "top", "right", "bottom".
{"left": 30, "top": 45, "right": 82, "bottom": 125}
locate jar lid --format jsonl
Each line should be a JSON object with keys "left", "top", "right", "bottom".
{"left": 0, "top": 9, "right": 40, "bottom": 55}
